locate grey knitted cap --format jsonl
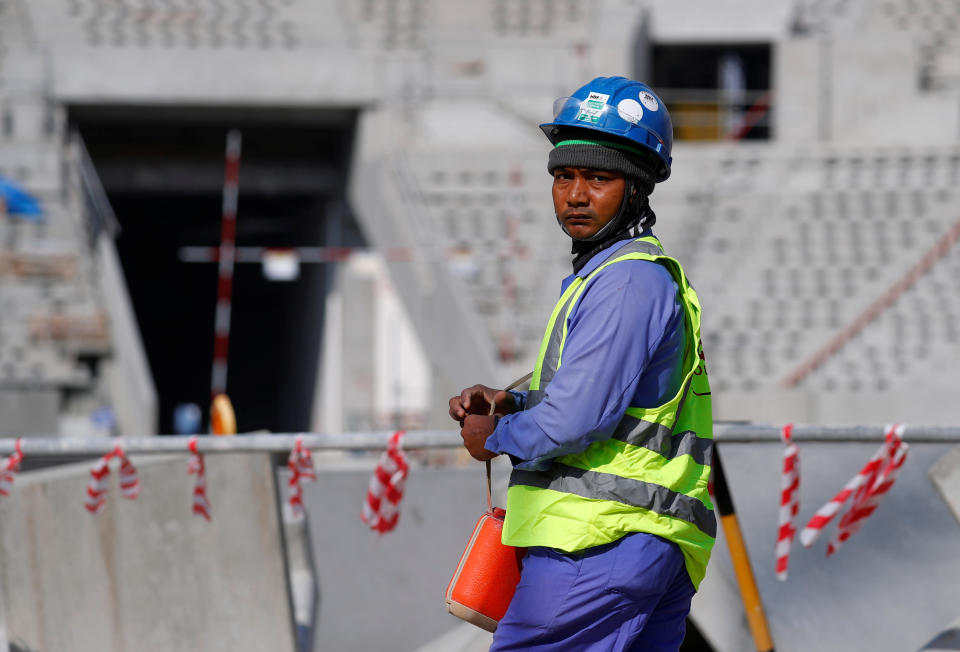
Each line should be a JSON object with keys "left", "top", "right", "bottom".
{"left": 547, "top": 138, "right": 657, "bottom": 192}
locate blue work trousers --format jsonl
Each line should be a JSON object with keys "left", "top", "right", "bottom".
{"left": 490, "top": 532, "right": 696, "bottom": 652}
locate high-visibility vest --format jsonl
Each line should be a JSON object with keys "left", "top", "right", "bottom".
{"left": 502, "top": 236, "right": 716, "bottom": 589}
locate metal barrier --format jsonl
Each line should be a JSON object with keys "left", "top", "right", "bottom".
{"left": 2, "top": 424, "right": 960, "bottom": 456}
{"left": 2, "top": 424, "right": 955, "bottom": 652}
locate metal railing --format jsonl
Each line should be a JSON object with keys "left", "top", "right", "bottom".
{"left": 2, "top": 424, "right": 960, "bottom": 457}
{"left": 73, "top": 130, "right": 121, "bottom": 243}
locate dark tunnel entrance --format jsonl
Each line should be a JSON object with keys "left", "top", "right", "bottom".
{"left": 70, "top": 105, "right": 364, "bottom": 434}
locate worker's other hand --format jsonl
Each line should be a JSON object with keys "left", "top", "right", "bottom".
{"left": 460, "top": 414, "right": 499, "bottom": 461}
{"left": 448, "top": 384, "right": 518, "bottom": 424}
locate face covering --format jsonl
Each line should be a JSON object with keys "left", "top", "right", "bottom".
{"left": 565, "top": 177, "right": 658, "bottom": 274}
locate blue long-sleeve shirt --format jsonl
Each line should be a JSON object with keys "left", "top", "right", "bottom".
{"left": 484, "top": 233, "right": 686, "bottom": 470}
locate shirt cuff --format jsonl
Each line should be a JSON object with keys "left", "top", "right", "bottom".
{"left": 485, "top": 415, "right": 551, "bottom": 471}
{"left": 484, "top": 417, "right": 507, "bottom": 455}
{"left": 508, "top": 390, "right": 527, "bottom": 411}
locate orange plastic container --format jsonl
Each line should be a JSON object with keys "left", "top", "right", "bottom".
{"left": 445, "top": 507, "right": 526, "bottom": 632}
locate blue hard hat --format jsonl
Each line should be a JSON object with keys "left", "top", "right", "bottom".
{"left": 174, "top": 403, "right": 202, "bottom": 435}
{"left": 541, "top": 76, "right": 673, "bottom": 182}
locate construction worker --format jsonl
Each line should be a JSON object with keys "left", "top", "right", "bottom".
{"left": 449, "top": 76, "right": 715, "bottom": 651}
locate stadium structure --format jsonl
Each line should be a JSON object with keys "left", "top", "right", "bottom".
{"left": 2, "top": 0, "right": 960, "bottom": 436}
{"left": 2, "top": 1, "right": 960, "bottom": 651}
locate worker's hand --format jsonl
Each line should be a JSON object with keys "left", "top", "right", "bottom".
{"left": 448, "top": 385, "right": 518, "bottom": 424}
{"left": 460, "top": 414, "right": 499, "bottom": 461}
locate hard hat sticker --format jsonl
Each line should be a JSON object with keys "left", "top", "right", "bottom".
{"left": 577, "top": 91, "right": 610, "bottom": 125}
{"left": 617, "top": 98, "right": 644, "bottom": 124}
{"left": 639, "top": 91, "right": 659, "bottom": 112}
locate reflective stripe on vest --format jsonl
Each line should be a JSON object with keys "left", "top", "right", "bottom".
{"left": 613, "top": 416, "right": 713, "bottom": 467}
{"left": 503, "top": 236, "right": 715, "bottom": 589}
{"left": 510, "top": 465, "right": 716, "bottom": 538}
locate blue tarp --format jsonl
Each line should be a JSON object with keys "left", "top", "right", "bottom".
{"left": 0, "top": 176, "right": 44, "bottom": 221}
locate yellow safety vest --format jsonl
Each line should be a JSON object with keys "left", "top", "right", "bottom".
{"left": 502, "top": 236, "right": 715, "bottom": 589}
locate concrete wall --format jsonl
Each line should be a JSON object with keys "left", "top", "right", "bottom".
{"left": 714, "top": 387, "right": 960, "bottom": 426}
{"left": 0, "top": 390, "right": 59, "bottom": 437}
{"left": 96, "top": 234, "right": 157, "bottom": 437}
{"left": 0, "top": 453, "right": 295, "bottom": 652}
{"left": 305, "top": 458, "right": 514, "bottom": 652}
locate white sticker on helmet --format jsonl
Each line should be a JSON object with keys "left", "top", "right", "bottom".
{"left": 576, "top": 92, "right": 610, "bottom": 125}
{"left": 639, "top": 91, "right": 659, "bottom": 112}
{"left": 617, "top": 98, "right": 644, "bottom": 124}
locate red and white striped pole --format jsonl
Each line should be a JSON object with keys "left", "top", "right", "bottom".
{"left": 775, "top": 424, "right": 800, "bottom": 580}
{"left": 211, "top": 129, "right": 242, "bottom": 399}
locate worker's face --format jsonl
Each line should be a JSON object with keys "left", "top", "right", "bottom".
{"left": 552, "top": 167, "right": 626, "bottom": 240}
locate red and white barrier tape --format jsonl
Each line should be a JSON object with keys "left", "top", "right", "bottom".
{"left": 775, "top": 424, "right": 800, "bottom": 580}
{"left": 825, "top": 425, "right": 908, "bottom": 556}
{"left": 119, "top": 453, "right": 140, "bottom": 499}
{"left": 800, "top": 424, "right": 908, "bottom": 555}
{"left": 85, "top": 456, "right": 111, "bottom": 513}
{"left": 187, "top": 436, "right": 212, "bottom": 521}
{"left": 85, "top": 445, "right": 140, "bottom": 514}
{"left": 287, "top": 435, "right": 316, "bottom": 518}
{"left": 361, "top": 430, "right": 409, "bottom": 534}
{"left": 0, "top": 438, "right": 23, "bottom": 496}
